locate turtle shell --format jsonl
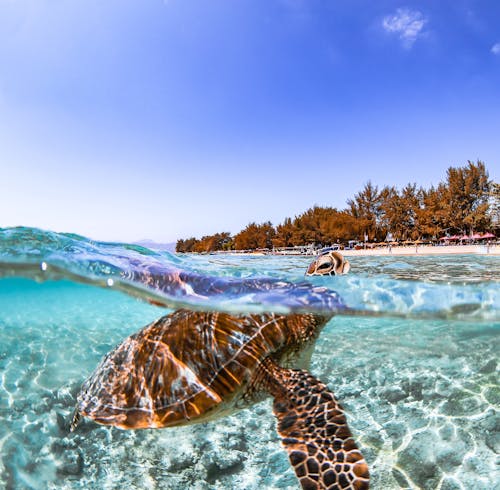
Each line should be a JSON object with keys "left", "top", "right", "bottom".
{"left": 76, "top": 309, "right": 323, "bottom": 429}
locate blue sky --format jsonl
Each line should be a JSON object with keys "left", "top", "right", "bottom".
{"left": 1, "top": 0, "right": 499, "bottom": 242}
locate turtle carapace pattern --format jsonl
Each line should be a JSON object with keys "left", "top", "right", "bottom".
{"left": 72, "top": 310, "right": 369, "bottom": 489}
{"left": 306, "top": 251, "right": 350, "bottom": 277}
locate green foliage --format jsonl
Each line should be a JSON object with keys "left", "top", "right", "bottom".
{"left": 234, "top": 222, "right": 275, "bottom": 250}
{"left": 176, "top": 160, "right": 495, "bottom": 252}
{"left": 346, "top": 181, "right": 381, "bottom": 240}
{"left": 176, "top": 232, "right": 232, "bottom": 253}
{"left": 444, "top": 161, "right": 491, "bottom": 233}
{"left": 283, "top": 206, "right": 361, "bottom": 246}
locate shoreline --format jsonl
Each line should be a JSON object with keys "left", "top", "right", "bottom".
{"left": 339, "top": 244, "right": 499, "bottom": 257}
{"left": 220, "top": 244, "right": 499, "bottom": 257}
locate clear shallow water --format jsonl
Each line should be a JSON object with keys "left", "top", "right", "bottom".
{"left": 0, "top": 227, "right": 499, "bottom": 489}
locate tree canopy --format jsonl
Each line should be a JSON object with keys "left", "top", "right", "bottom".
{"left": 177, "top": 161, "right": 496, "bottom": 252}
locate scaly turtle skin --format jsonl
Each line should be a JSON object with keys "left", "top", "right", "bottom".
{"left": 306, "top": 251, "right": 350, "bottom": 276}
{"left": 71, "top": 309, "right": 369, "bottom": 489}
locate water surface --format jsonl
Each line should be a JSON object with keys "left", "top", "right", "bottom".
{"left": 0, "top": 227, "right": 498, "bottom": 489}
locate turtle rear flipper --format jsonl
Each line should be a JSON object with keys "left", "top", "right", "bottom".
{"left": 263, "top": 360, "right": 369, "bottom": 489}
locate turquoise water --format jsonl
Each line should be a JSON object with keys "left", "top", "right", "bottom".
{"left": 0, "top": 227, "right": 499, "bottom": 489}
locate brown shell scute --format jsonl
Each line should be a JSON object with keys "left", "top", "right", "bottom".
{"left": 76, "top": 310, "right": 323, "bottom": 429}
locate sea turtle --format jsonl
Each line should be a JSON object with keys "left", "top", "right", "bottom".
{"left": 71, "top": 308, "right": 369, "bottom": 489}
{"left": 306, "top": 251, "right": 351, "bottom": 276}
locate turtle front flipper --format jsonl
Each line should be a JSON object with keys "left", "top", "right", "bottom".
{"left": 261, "top": 359, "right": 369, "bottom": 489}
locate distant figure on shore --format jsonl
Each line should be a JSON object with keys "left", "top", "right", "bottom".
{"left": 306, "top": 250, "right": 350, "bottom": 276}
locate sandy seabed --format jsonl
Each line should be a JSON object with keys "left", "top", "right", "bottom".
{"left": 0, "top": 256, "right": 498, "bottom": 490}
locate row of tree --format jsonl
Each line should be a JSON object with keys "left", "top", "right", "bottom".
{"left": 176, "top": 161, "right": 499, "bottom": 253}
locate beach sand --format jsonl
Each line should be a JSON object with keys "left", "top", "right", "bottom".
{"left": 340, "top": 243, "right": 499, "bottom": 257}
{"left": 232, "top": 244, "right": 500, "bottom": 257}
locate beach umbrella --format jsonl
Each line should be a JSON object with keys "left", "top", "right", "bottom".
{"left": 459, "top": 235, "right": 469, "bottom": 240}
{"left": 448, "top": 235, "right": 460, "bottom": 240}
{"left": 439, "top": 236, "right": 449, "bottom": 241}
{"left": 471, "top": 233, "right": 482, "bottom": 240}
{"left": 481, "top": 232, "right": 496, "bottom": 239}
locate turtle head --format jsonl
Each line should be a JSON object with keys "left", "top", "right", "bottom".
{"left": 306, "top": 251, "right": 350, "bottom": 276}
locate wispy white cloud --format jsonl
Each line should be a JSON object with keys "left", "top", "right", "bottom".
{"left": 491, "top": 43, "right": 500, "bottom": 55}
{"left": 382, "top": 8, "right": 427, "bottom": 48}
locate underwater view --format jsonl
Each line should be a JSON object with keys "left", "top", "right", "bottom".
{"left": 0, "top": 227, "right": 499, "bottom": 489}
